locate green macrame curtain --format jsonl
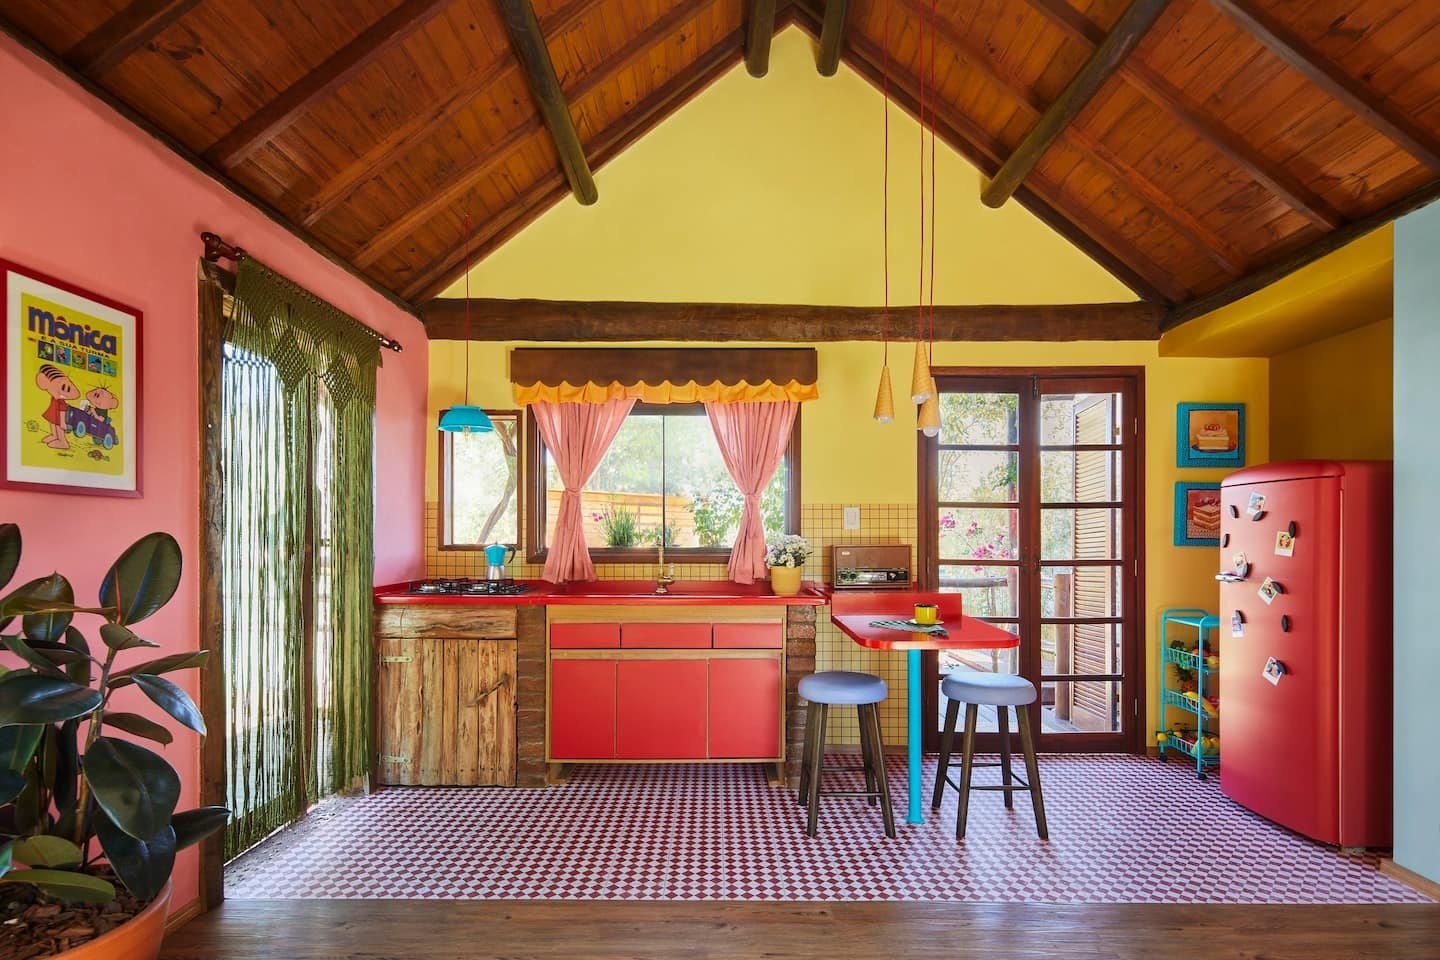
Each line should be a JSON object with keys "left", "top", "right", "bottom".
{"left": 218, "top": 258, "right": 379, "bottom": 859}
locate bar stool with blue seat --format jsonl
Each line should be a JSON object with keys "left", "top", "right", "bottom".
{"left": 931, "top": 672, "right": 1048, "bottom": 840}
{"left": 797, "top": 670, "right": 896, "bottom": 838}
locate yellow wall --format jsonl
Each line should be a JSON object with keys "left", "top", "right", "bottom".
{"left": 1269, "top": 319, "right": 1393, "bottom": 462}
{"left": 428, "top": 28, "right": 1270, "bottom": 743}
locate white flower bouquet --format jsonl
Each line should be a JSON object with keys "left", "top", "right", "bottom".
{"left": 764, "top": 534, "right": 813, "bottom": 569}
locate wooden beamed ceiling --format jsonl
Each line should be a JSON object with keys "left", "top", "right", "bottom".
{"left": 2, "top": 0, "right": 1438, "bottom": 334}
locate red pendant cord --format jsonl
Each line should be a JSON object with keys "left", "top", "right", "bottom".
{"left": 916, "top": 0, "right": 925, "bottom": 349}
{"left": 928, "top": 0, "right": 937, "bottom": 357}
{"left": 882, "top": 0, "right": 890, "bottom": 364}
{"left": 463, "top": 214, "right": 472, "bottom": 407}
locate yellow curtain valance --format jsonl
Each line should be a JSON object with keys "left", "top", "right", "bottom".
{"left": 510, "top": 348, "right": 818, "bottom": 405}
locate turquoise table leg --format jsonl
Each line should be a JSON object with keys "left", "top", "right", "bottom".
{"left": 907, "top": 648, "right": 923, "bottom": 824}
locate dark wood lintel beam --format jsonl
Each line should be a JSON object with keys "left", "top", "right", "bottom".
{"left": 63, "top": 0, "right": 202, "bottom": 78}
{"left": 421, "top": 298, "right": 1166, "bottom": 341}
{"left": 497, "top": 0, "right": 598, "bottom": 205}
{"left": 982, "top": 0, "right": 1172, "bottom": 208}
{"left": 745, "top": 0, "right": 778, "bottom": 77}
{"left": 816, "top": 0, "right": 850, "bottom": 76}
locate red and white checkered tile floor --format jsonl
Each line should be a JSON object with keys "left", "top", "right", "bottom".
{"left": 224, "top": 755, "right": 1429, "bottom": 903}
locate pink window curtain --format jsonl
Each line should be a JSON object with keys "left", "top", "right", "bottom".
{"left": 704, "top": 401, "right": 799, "bottom": 584}
{"left": 532, "top": 398, "right": 636, "bottom": 583}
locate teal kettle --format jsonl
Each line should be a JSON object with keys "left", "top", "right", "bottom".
{"left": 484, "top": 543, "right": 515, "bottom": 580}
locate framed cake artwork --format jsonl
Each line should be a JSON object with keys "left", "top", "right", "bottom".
{"left": 1176, "top": 402, "right": 1245, "bottom": 468}
{"left": 1174, "top": 482, "right": 1223, "bottom": 547}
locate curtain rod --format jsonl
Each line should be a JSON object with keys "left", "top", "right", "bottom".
{"left": 201, "top": 231, "right": 403, "bottom": 353}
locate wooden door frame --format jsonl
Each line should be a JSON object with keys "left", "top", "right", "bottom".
{"left": 917, "top": 366, "right": 1147, "bottom": 756}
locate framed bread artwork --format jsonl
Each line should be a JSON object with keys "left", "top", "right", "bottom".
{"left": 1176, "top": 402, "right": 1245, "bottom": 469}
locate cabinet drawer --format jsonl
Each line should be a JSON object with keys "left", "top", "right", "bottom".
{"left": 616, "top": 660, "right": 709, "bottom": 759}
{"left": 621, "top": 622, "right": 712, "bottom": 649}
{"left": 551, "top": 623, "right": 620, "bottom": 649}
{"left": 712, "top": 623, "right": 783, "bottom": 649}
{"left": 709, "top": 658, "right": 782, "bottom": 759}
{"left": 550, "top": 660, "right": 617, "bottom": 759}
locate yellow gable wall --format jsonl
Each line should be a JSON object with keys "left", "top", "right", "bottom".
{"left": 428, "top": 28, "right": 1270, "bottom": 743}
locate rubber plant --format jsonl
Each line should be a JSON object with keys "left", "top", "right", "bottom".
{"left": 0, "top": 522, "right": 228, "bottom": 904}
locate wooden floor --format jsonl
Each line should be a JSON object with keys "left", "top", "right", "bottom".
{"left": 159, "top": 899, "right": 1440, "bottom": 960}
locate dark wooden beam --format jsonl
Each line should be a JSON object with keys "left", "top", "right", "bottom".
{"left": 816, "top": 0, "right": 850, "bottom": 76}
{"left": 745, "top": 0, "right": 778, "bottom": 77}
{"left": 1211, "top": 0, "right": 1440, "bottom": 171}
{"left": 63, "top": 0, "right": 201, "bottom": 78}
{"left": 402, "top": 25, "right": 745, "bottom": 301}
{"left": 497, "top": 0, "right": 598, "bottom": 205}
{"left": 203, "top": 0, "right": 453, "bottom": 171}
{"left": 422, "top": 298, "right": 1166, "bottom": 341}
{"left": 982, "top": 0, "right": 1172, "bottom": 208}
{"left": 1022, "top": 0, "right": 1341, "bottom": 231}
{"left": 354, "top": 0, "right": 714, "bottom": 272}
{"left": 1162, "top": 177, "right": 1440, "bottom": 331}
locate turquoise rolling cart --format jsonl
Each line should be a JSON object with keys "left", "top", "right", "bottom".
{"left": 1157, "top": 608, "right": 1220, "bottom": 779}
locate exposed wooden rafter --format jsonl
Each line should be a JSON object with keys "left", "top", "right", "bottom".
{"left": 497, "top": 0, "right": 598, "bottom": 205}
{"left": 981, "top": 0, "right": 1172, "bottom": 209}
{"left": 745, "top": 0, "right": 778, "bottom": 77}
{"left": 354, "top": 0, "right": 715, "bottom": 273}
{"left": 422, "top": 298, "right": 1166, "bottom": 341}
{"left": 63, "top": 0, "right": 201, "bottom": 78}
{"left": 202, "top": 0, "right": 454, "bottom": 171}
{"left": 816, "top": 0, "right": 850, "bottom": 77}
{"left": 1211, "top": 0, "right": 1440, "bottom": 171}
{"left": 1022, "top": 0, "right": 1343, "bottom": 231}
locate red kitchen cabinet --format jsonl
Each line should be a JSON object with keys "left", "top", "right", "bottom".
{"left": 712, "top": 623, "right": 783, "bottom": 649}
{"left": 550, "top": 659, "right": 617, "bottom": 758}
{"left": 621, "top": 622, "right": 712, "bottom": 648}
{"left": 708, "top": 659, "right": 782, "bottom": 758}
{"left": 615, "top": 660, "right": 709, "bottom": 759}
{"left": 551, "top": 623, "right": 620, "bottom": 649}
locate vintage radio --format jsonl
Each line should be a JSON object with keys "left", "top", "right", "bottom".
{"left": 831, "top": 544, "right": 912, "bottom": 590}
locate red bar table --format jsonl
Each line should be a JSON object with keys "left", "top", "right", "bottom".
{"left": 829, "top": 591, "right": 1020, "bottom": 825}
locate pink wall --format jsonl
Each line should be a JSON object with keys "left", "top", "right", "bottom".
{"left": 0, "top": 36, "right": 428, "bottom": 912}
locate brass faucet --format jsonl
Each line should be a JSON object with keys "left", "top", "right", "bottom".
{"left": 655, "top": 540, "right": 676, "bottom": 594}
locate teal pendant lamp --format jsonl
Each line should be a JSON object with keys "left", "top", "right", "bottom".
{"left": 438, "top": 214, "right": 493, "bottom": 435}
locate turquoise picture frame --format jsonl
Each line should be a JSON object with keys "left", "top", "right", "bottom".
{"left": 1176, "top": 402, "right": 1245, "bottom": 468}
{"left": 1174, "top": 482, "right": 1223, "bottom": 547}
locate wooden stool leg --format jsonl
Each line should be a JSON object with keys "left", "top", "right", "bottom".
{"left": 806, "top": 703, "right": 828, "bottom": 837}
{"left": 858, "top": 703, "right": 878, "bottom": 806}
{"left": 798, "top": 701, "right": 818, "bottom": 806}
{"left": 866, "top": 701, "right": 896, "bottom": 839}
{"left": 1016, "top": 705, "right": 1049, "bottom": 841}
{"left": 933, "top": 697, "right": 960, "bottom": 811}
{"left": 956, "top": 702, "right": 978, "bottom": 840}
{"left": 997, "top": 705, "right": 1014, "bottom": 810}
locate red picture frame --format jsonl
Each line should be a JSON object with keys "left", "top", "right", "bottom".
{"left": 2, "top": 258, "right": 143, "bottom": 498}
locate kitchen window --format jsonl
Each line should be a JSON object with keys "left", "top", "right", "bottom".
{"left": 525, "top": 404, "right": 800, "bottom": 561}
{"left": 439, "top": 409, "right": 521, "bottom": 549}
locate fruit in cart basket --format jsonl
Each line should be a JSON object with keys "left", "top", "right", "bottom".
{"left": 1206, "top": 655, "right": 1220, "bottom": 669}
{"left": 1155, "top": 732, "right": 1168, "bottom": 745}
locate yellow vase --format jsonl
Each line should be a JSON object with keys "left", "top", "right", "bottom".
{"left": 769, "top": 565, "right": 803, "bottom": 596}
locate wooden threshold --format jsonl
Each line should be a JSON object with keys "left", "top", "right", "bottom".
{"left": 1381, "top": 859, "right": 1440, "bottom": 902}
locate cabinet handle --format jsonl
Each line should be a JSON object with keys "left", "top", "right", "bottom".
{"left": 379, "top": 755, "right": 411, "bottom": 765}
{"left": 381, "top": 655, "right": 412, "bottom": 663}
{"left": 469, "top": 674, "right": 510, "bottom": 706}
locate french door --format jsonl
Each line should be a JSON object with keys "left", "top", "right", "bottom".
{"left": 919, "top": 371, "right": 1143, "bottom": 753}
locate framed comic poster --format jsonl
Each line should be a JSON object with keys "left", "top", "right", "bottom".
{"left": 1176, "top": 402, "right": 1245, "bottom": 468}
{"left": 2, "top": 260, "right": 142, "bottom": 497}
{"left": 1174, "top": 481, "right": 1222, "bottom": 547}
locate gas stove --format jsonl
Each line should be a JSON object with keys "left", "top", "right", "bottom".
{"left": 408, "top": 578, "right": 530, "bottom": 597}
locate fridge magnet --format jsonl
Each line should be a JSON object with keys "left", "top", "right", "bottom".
{"left": 1232, "top": 552, "right": 1250, "bottom": 578}
{"left": 1176, "top": 402, "right": 1246, "bottom": 468}
{"left": 1246, "top": 492, "right": 1267, "bottom": 520}
{"left": 2, "top": 259, "right": 141, "bottom": 497}
{"left": 1280, "top": 614, "right": 1292, "bottom": 633}
{"left": 1231, "top": 610, "right": 1245, "bottom": 638}
{"left": 1274, "top": 529, "right": 1295, "bottom": 557}
{"left": 1174, "top": 481, "right": 1222, "bottom": 546}
{"left": 1263, "top": 656, "right": 1287, "bottom": 686}
{"left": 1258, "top": 577, "right": 1282, "bottom": 605}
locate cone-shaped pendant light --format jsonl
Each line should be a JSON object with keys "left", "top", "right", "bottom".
{"left": 874, "top": 364, "right": 895, "bottom": 422}
{"left": 918, "top": 390, "right": 941, "bottom": 438}
{"left": 910, "top": 340, "right": 934, "bottom": 404}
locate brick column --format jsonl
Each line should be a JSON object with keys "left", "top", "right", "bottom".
{"left": 515, "top": 605, "right": 547, "bottom": 787}
{"left": 784, "top": 603, "right": 817, "bottom": 788}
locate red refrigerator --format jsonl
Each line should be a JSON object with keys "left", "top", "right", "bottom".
{"left": 1217, "top": 460, "right": 1392, "bottom": 848}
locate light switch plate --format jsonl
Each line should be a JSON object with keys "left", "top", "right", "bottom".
{"left": 843, "top": 506, "right": 861, "bottom": 530}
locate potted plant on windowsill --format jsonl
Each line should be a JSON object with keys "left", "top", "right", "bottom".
{"left": 0, "top": 524, "right": 229, "bottom": 960}
{"left": 764, "top": 535, "right": 812, "bottom": 597}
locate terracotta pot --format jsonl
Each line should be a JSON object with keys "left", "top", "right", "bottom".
{"left": 769, "top": 565, "right": 803, "bottom": 596}
{"left": 61, "top": 882, "right": 171, "bottom": 960}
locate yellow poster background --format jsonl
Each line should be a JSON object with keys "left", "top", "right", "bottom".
{"left": 16, "top": 292, "right": 127, "bottom": 477}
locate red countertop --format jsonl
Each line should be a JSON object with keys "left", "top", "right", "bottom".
{"left": 374, "top": 579, "right": 828, "bottom": 606}
{"left": 826, "top": 589, "right": 1020, "bottom": 651}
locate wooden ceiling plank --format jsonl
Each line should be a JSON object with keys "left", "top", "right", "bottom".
{"left": 745, "top": 0, "right": 778, "bottom": 77}
{"left": 496, "top": 0, "right": 598, "bottom": 205}
{"left": 1021, "top": 0, "right": 1342, "bottom": 231}
{"left": 403, "top": 26, "right": 746, "bottom": 301}
{"left": 421, "top": 298, "right": 1166, "bottom": 341}
{"left": 1210, "top": 0, "right": 1440, "bottom": 171}
{"left": 981, "top": 0, "right": 1173, "bottom": 209}
{"left": 63, "top": 0, "right": 202, "bottom": 78}
{"left": 203, "top": 0, "right": 457, "bottom": 171}
{"left": 1163, "top": 175, "right": 1440, "bottom": 331}
{"left": 817, "top": 0, "right": 850, "bottom": 77}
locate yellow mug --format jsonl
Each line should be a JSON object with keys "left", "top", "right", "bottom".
{"left": 913, "top": 603, "right": 938, "bottom": 625}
